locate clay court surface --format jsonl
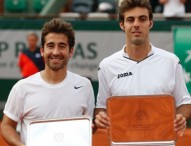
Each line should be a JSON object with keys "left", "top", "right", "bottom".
{"left": 0, "top": 122, "right": 191, "bottom": 146}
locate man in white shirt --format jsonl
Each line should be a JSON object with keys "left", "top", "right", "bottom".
{"left": 1, "top": 18, "right": 95, "bottom": 146}
{"left": 159, "top": 0, "right": 186, "bottom": 18}
{"left": 94, "top": 0, "right": 191, "bottom": 139}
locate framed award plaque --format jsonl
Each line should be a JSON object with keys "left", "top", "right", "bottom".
{"left": 107, "top": 95, "right": 176, "bottom": 146}
{"left": 26, "top": 117, "right": 92, "bottom": 146}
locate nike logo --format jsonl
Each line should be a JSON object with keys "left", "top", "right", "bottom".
{"left": 74, "top": 86, "right": 83, "bottom": 89}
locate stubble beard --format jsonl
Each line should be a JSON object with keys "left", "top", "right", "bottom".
{"left": 47, "top": 57, "right": 69, "bottom": 71}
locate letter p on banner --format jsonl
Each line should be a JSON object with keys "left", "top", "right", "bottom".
{"left": 0, "top": 41, "right": 8, "bottom": 57}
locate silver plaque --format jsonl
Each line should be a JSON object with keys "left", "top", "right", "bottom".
{"left": 26, "top": 117, "right": 92, "bottom": 146}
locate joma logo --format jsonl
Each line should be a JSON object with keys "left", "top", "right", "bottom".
{"left": 118, "top": 72, "right": 133, "bottom": 79}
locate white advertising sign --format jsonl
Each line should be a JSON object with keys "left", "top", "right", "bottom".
{"left": 0, "top": 30, "right": 172, "bottom": 80}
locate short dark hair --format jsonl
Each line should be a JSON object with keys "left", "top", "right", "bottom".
{"left": 119, "top": 0, "right": 153, "bottom": 23}
{"left": 27, "top": 32, "right": 38, "bottom": 40}
{"left": 41, "top": 18, "right": 75, "bottom": 51}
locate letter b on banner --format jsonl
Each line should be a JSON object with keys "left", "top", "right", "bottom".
{"left": 173, "top": 27, "right": 191, "bottom": 93}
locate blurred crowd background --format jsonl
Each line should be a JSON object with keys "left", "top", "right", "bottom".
{"left": 0, "top": 0, "right": 190, "bottom": 19}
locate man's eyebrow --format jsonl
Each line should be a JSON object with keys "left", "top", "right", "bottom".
{"left": 126, "top": 16, "right": 134, "bottom": 19}
{"left": 59, "top": 42, "right": 67, "bottom": 45}
{"left": 46, "top": 42, "right": 67, "bottom": 45}
{"left": 46, "top": 42, "right": 54, "bottom": 45}
{"left": 139, "top": 15, "right": 147, "bottom": 18}
{"left": 126, "top": 15, "right": 148, "bottom": 18}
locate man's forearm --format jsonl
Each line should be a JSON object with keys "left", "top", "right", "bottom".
{"left": 1, "top": 125, "right": 24, "bottom": 146}
{"left": 176, "top": 104, "right": 191, "bottom": 120}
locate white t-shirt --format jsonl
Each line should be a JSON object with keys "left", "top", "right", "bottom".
{"left": 163, "top": 0, "right": 185, "bottom": 17}
{"left": 4, "top": 71, "right": 95, "bottom": 144}
{"left": 96, "top": 45, "right": 191, "bottom": 108}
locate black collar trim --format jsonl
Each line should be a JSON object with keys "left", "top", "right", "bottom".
{"left": 123, "top": 53, "right": 154, "bottom": 64}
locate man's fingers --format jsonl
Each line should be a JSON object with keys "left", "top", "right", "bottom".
{"left": 99, "top": 111, "right": 109, "bottom": 120}
{"left": 94, "top": 111, "right": 110, "bottom": 128}
{"left": 174, "top": 114, "right": 187, "bottom": 137}
{"left": 175, "top": 121, "right": 187, "bottom": 132}
{"left": 95, "top": 114, "right": 110, "bottom": 126}
{"left": 174, "top": 115, "right": 186, "bottom": 130}
{"left": 94, "top": 118, "right": 109, "bottom": 129}
{"left": 175, "top": 114, "right": 185, "bottom": 122}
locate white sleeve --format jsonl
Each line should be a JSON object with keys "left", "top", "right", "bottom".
{"left": 3, "top": 82, "right": 24, "bottom": 122}
{"left": 173, "top": 62, "right": 191, "bottom": 107}
{"left": 96, "top": 66, "right": 111, "bottom": 109}
{"left": 84, "top": 80, "right": 95, "bottom": 118}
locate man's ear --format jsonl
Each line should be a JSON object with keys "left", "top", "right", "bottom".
{"left": 40, "top": 46, "right": 44, "bottom": 57}
{"left": 119, "top": 22, "right": 125, "bottom": 31}
{"left": 69, "top": 47, "right": 74, "bottom": 58}
{"left": 149, "top": 20, "right": 153, "bottom": 29}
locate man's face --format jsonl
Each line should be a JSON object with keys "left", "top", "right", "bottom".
{"left": 120, "top": 7, "right": 153, "bottom": 45}
{"left": 27, "top": 34, "right": 38, "bottom": 51}
{"left": 40, "top": 33, "right": 73, "bottom": 71}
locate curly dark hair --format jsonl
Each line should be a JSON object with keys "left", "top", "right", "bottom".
{"left": 41, "top": 18, "right": 75, "bottom": 51}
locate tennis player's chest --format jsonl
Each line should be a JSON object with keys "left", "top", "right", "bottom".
{"left": 23, "top": 88, "right": 86, "bottom": 117}
{"left": 108, "top": 62, "right": 175, "bottom": 95}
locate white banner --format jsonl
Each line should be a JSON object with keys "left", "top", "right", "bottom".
{"left": 0, "top": 30, "right": 172, "bottom": 80}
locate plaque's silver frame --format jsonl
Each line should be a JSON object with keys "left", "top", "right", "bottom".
{"left": 26, "top": 116, "right": 92, "bottom": 146}
{"left": 111, "top": 140, "right": 175, "bottom": 146}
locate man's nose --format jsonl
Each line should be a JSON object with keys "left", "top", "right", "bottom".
{"left": 52, "top": 47, "right": 60, "bottom": 54}
{"left": 133, "top": 19, "right": 140, "bottom": 28}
